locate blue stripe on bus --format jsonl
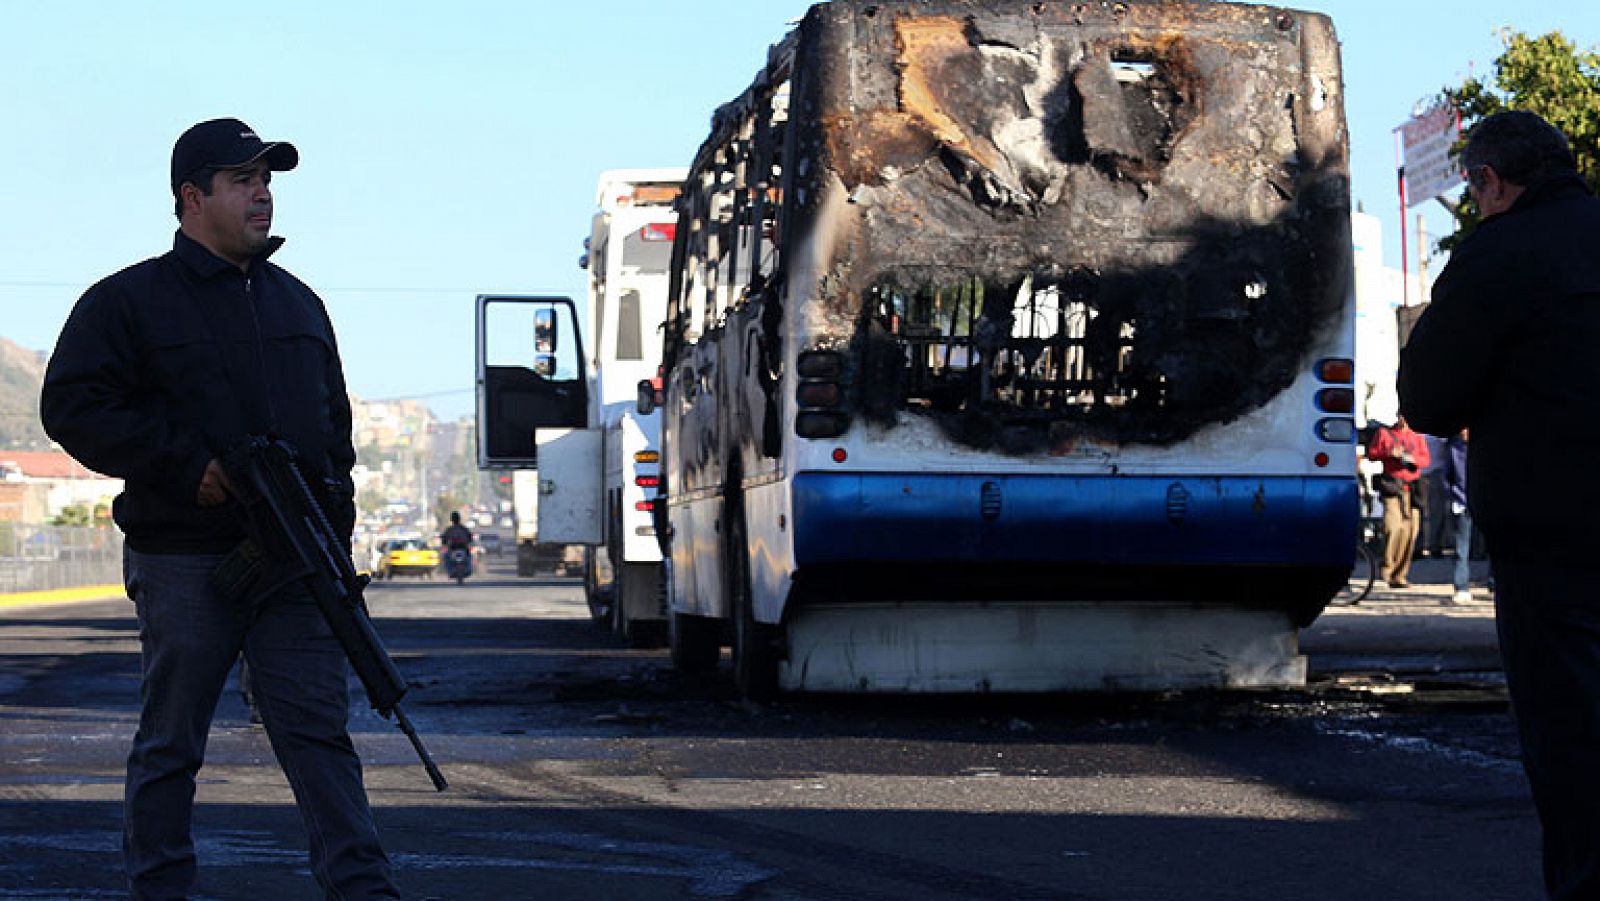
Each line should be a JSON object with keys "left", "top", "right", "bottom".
{"left": 791, "top": 473, "right": 1358, "bottom": 568}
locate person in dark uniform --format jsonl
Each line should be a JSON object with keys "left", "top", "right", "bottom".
{"left": 1417, "top": 432, "right": 1451, "bottom": 558}
{"left": 1399, "top": 109, "right": 1600, "bottom": 900}
{"left": 40, "top": 118, "right": 399, "bottom": 900}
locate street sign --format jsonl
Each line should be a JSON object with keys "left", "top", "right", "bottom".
{"left": 1398, "top": 105, "right": 1462, "bottom": 207}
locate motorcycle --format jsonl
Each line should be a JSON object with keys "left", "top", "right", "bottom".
{"left": 443, "top": 545, "right": 472, "bottom": 584}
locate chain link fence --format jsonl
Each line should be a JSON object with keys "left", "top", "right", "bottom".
{"left": 0, "top": 524, "right": 123, "bottom": 594}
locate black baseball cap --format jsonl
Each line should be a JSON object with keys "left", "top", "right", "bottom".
{"left": 170, "top": 118, "right": 298, "bottom": 196}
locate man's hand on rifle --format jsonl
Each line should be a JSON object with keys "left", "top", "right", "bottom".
{"left": 198, "top": 459, "right": 235, "bottom": 507}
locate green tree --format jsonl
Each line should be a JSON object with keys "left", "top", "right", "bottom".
{"left": 50, "top": 504, "right": 91, "bottom": 527}
{"left": 1439, "top": 30, "right": 1600, "bottom": 248}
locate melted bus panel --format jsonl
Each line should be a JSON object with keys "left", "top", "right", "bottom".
{"left": 790, "top": 1, "right": 1350, "bottom": 450}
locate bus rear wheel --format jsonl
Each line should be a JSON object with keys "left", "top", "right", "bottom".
{"left": 728, "top": 509, "right": 780, "bottom": 701}
{"left": 613, "top": 562, "right": 666, "bottom": 648}
{"left": 583, "top": 552, "right": 612, "bottom": 627}
{"left": 664, "top": 553, "right": 720, "bottom": 673}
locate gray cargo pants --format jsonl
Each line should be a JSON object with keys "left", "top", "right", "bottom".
{"left": 122, "top": 548, "right": 399, "bottom": 900}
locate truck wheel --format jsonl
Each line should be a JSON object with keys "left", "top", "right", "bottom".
{"left": 610, "top": 589, "right": 636, "bottom": 646}
{"left": 583, "top": 553, "right": 611, "bottom": 627}
{"left": 615, "top": 563, "right": 666, "bottom": 648}
{"left": 729, "top": 508, "right": 780, "bottom": 701}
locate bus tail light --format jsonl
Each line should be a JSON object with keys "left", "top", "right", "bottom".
{"left": 1316, "top": 358, "right": 1355, "bottom": 383}
{"left": 635, "top": 500, "right": 655, "bottom": 512}
{"left": 796, "top": 382, "right": 841, "bottom": 407}
{"left": 797, "top": 412, "right": 850, "bottom": 439}
{"left": 796, "top": 349, "right": 850, "bottom": 439}
{"left": 1315, "top": 388, "right": 1354, "bottom": 414}
{"left": 635, "top": 475, "right": 661, "bottom": 488}
{"left": 634, "top": 450, "right": 660, "bottom": 464}
{"left": 798, "top": 350, "right": 845, "bottom": 380}
{"left": 1316, "top": 418, "right": 1356, "bottom": 443}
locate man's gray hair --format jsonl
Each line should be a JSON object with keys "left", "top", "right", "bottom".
{"left": 1461, "top": 110, "right": 1577, "bottom": 187}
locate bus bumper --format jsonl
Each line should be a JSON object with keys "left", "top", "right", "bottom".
{"left": 782, "top": 600, "right": 1303, "bottom": 692}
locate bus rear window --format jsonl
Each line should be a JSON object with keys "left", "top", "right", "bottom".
{"left": 856, "top": 261, "right": 1302, "bottom": 450}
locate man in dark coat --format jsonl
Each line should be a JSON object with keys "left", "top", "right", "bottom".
{"left": 1399, "top": 109, "right": 1600, "bottom": 900}
{"left": 40, "top": 118, "right": 399, "bottom": 900}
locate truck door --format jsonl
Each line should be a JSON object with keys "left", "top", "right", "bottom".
{"left": 534, "top": 428, "right": 603, "bottom": 544}
{"left": 475, "top": 295, "right": 589, "bottom": 468}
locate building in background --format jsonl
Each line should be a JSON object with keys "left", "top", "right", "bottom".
{"left": 1352, "top": 210, "right": 1434, "bottom": 427}
{"left": 0, "top": 451, "right": 121, "bottom": 524}
{"left": 347, "top": 397, "right": 479, "bottom": 532}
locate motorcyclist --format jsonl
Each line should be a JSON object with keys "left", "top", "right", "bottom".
{"left": 440, "top": 511, "right": 475, "bottom": 581}
{"left": 440, "top": 511, "right": 474, "bottom": 552}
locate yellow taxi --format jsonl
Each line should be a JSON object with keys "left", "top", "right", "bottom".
{"left": 376, "top": 537, "right": 438, "bottom": 579}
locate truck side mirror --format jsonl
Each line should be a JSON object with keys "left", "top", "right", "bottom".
{"left": 534, "top": 308, "right": 558, "bottom": 354}
{"left": 636, "top": 378, "right": 662, "bottom": 415}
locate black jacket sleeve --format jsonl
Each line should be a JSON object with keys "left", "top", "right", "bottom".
{"left": 1397, "top": 228, "right": 1522, "bottom": 437}
{"left": 40, "top": 279, "right": 215, "bottom": 504}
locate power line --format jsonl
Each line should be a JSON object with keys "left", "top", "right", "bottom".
{"left": 361, "top": 389, "right": 474, "bottom": 403}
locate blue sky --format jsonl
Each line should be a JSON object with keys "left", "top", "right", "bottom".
{"left": 3, "top": 1, "right": 1595, "bottom": 422}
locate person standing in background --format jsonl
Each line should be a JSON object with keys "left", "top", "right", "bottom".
{"left": 1418, "top": 432, "right": 1450, "bottom": 558}
{"left": 1442, "top": 430, "right": 1474, "bottom": 604}
{"left": 1366, "top": 416, "right": 1430, "bottom": 588}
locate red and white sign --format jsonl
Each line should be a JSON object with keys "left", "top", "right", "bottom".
{"left": 1398, "top": 105, "right": 1462, "bottom": 207}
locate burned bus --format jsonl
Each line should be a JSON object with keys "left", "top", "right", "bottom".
{"left": 647, "top": 0, "right": 1357, "bottom": 697}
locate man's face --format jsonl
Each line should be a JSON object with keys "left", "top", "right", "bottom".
{"left": 1467, "top": 164, "right": 1522, "bottom": 218}
{"left": 184, "top": 161, "right": 274, "bottom": 268}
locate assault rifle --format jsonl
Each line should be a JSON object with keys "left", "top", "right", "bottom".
{"left": 220, "top": 436, "right": 448, "bottom": 791}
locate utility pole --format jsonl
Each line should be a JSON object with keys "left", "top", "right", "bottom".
{"left": 1417, "top": 212, "right": 1429, "bottom": 304}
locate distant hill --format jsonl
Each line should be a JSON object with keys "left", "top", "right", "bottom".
{"left": 0, "top": 338, "right": 51, "bottom": 451}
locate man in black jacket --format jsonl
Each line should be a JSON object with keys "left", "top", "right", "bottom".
{"left": 40, "top": 119, "right": 398, "bottom": 900}
{"left": 1399, "top": 110, "right": 1600, "bottom": 900}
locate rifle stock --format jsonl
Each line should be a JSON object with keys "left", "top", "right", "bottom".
{"left": 224, "top": 436, "right": 448, "bottom": 792}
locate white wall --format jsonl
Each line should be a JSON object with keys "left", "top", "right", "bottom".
{"left": 1352, "top": 211, "right": 1435, "bottom": 426}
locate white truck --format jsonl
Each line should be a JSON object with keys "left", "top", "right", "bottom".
{"left": 476, "top": 169, "right": 685, "bottom": 645}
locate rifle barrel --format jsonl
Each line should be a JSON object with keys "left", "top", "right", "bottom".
{"left": 394, "top": 706, "right": 449, "bottom": 791}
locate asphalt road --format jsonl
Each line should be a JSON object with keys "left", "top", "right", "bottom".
{"left": 0, "top": 559, "right": 1540, "bottom": 900}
